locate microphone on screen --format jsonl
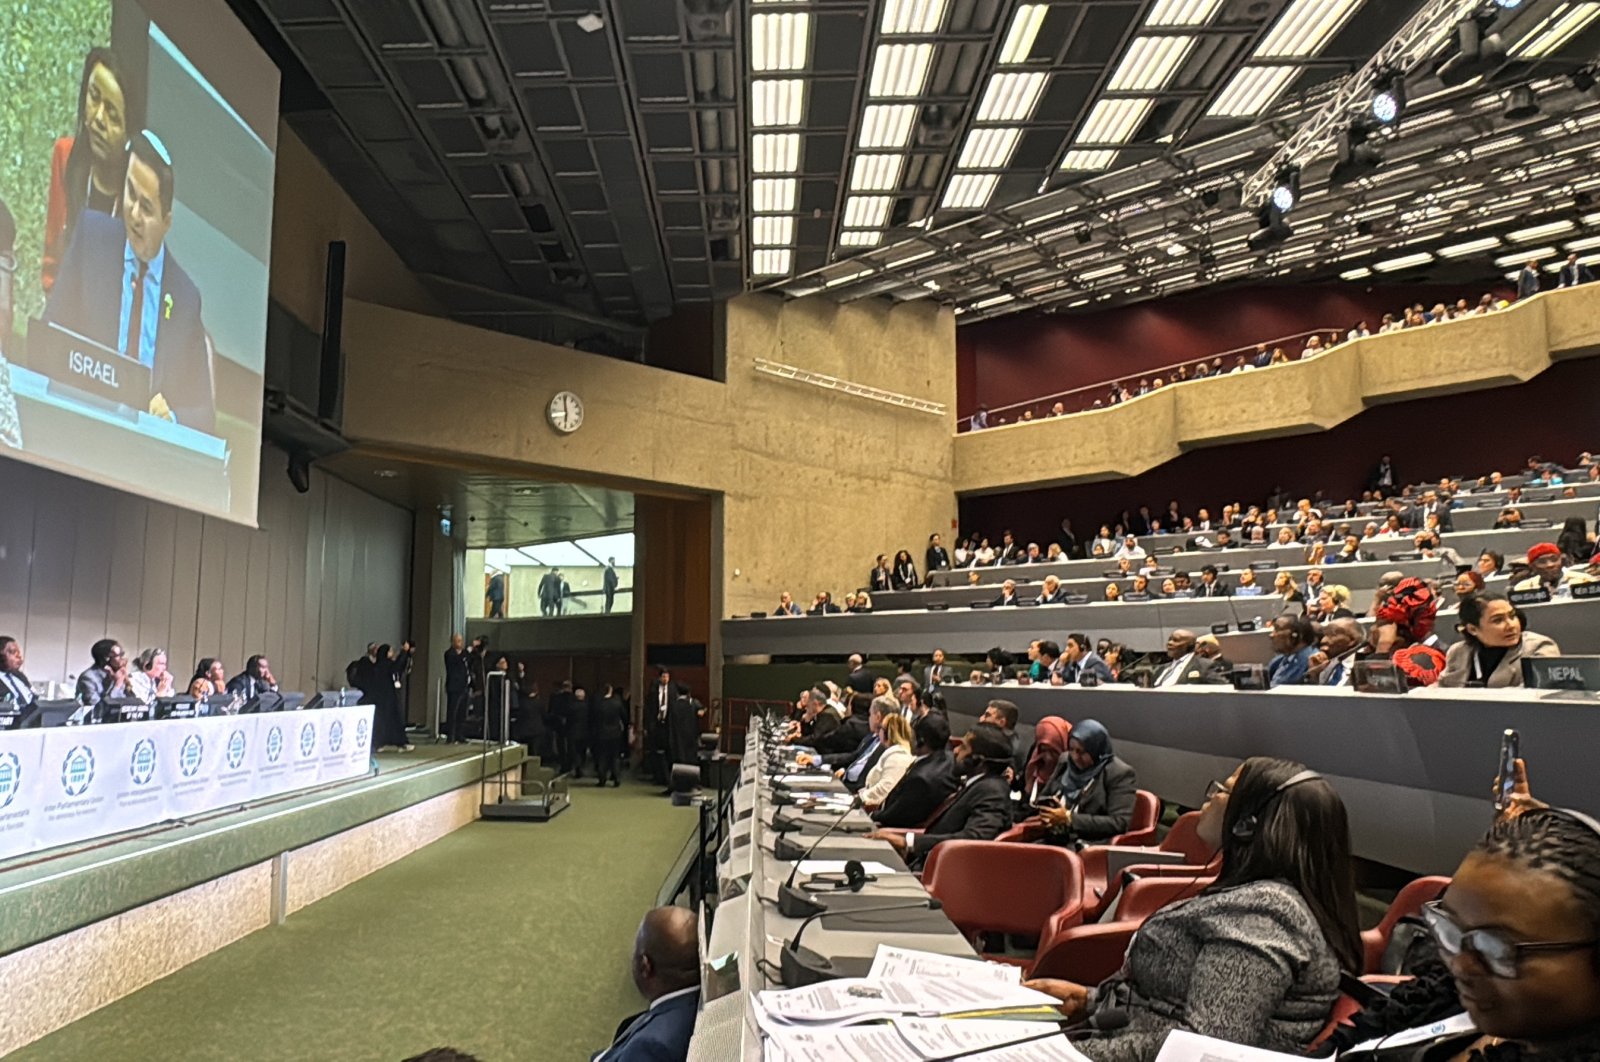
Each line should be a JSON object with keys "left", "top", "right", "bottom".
{"left": 773, "top": 793, "right": 863, "bottom": 918}
{"left": 779, "top": 898, "right": 944, "bottom": 988}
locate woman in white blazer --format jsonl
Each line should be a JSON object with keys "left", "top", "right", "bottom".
{"left": 1437, "top": 592, "right": 1561, "bottom": 688}
{"left": 859, "top": 712, "right": 915, "bottom": 809}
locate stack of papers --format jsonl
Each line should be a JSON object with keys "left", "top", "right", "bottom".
{"left": 756, "top": 947, "right": 1084, "bottom": 1060}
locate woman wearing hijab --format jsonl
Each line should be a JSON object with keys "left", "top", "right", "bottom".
{"left": 1028, "top": 719, "right": 1138, "bottom": 848}
{"left": 1022, "top": 716, "right": 1072, "bottom": 800}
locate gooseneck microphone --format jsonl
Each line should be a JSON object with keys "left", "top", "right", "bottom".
{"left": 775, "top": 793, "right": 863, "bottom": 917}
{"left": 779, "top": 898, "right": 943, "bottom": 988}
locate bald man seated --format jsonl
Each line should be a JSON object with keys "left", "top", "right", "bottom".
{"left": 594, "top": 906, "right": 700, "bottom": 1062}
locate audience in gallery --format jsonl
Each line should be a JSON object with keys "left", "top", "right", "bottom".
{"left": 965, "top": 287, "right": 1528, "bottom": 427}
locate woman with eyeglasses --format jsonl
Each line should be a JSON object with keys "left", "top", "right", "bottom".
{"left": 1327, "top": 763, "right": 1600, "bottom": 1061}
{"left": 1024, "top": 757, "right": 1361, "bottom": 1061}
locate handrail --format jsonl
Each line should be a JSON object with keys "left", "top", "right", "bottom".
{"left": 960, "top": 328, "right": 1342, "bottom": 429}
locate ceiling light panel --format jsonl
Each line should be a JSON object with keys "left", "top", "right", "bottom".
{"left": 976, "top": 72, "right": 1048, "bottom": 121}
{"left": 869, "top": 43, "right": 935, "bottom": 97}
{"left": 1255, "top": 0, "right": 1364, "bottom": 58}
{"left": 751, "top": 80, "right": 805, "bottom": 126}
{"left": 1509, "top": 219, "right": 1576, "bottom": 242}
{"left": 1076, "top": 98, "right": 1153, "bottom": 143}
{"left": 882, "top": 0, "right": 948, "bottom": 34}
{"left": 752, "top": 178, "right": 797, "bottom": 212}
{"left": 1437, "top": 236, "right": 1501, "bottom": 258}
{"left": 1107, "top": 36, "right": 1195, "bottom": 92}
{"left": 1511, "top": 3, "right": 1600, "bottom": 58}
{"left": 1146, "top": 0, "right": 1224, "bottom": 26}
{"left": 858, "top": 104, "right": 918, "bottom": 148}
{"left": 843, "top": 195, "right": 893, "bottom": 228}
{"left": 1495, "top": 247, "right": 1555, "bottom": 267}
{"left": 957, "top": 127, "right": 1022, "bottom": 169}
{"left": 752, "top": 216, "right": 795, "bottom": 246}
{"left": 1207, "top": 65, "right": 1298, "bottom": 117}
{"left": 751, "top": 133, "right": 800, "bottom": 173}
{"left": 752, "top": 249, "right": 792, "bottom": 275}
{"left": 998, "top": 4, "right": 1048, "bottom": 63}
{"left": 942, "top": 173, "right": 1000, "bottom": 210}
{"left": 850, "top": 153, "right": 905, "bottom": 191}
{"left": 1060, "top": 148, "right": 1119, "bottom": 170}
{"left": 1340, "top": 267, "right": 1372, "bottom": 280}
{"left": 839, "top": 231, "right": 883, "bottom": 248}
{"left": 1079, "top": 263, "right": 1127, "bottom": 281}
{"left": 750, "top": 12, "right": 811, "bottom": 72}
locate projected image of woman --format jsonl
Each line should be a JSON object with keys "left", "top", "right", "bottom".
{"left": 43, "top": 47, "right": 136, "bottom": 292}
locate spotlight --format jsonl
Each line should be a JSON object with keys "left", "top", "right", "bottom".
{"left": 1247, "top": 203, "right": 1293, "bottom": 251}
{"left": 286, "top": 452, "right": 312, "bottom": 494}
{"left": 1330, "top": 123, "right": 1383, "bottom": 187}
{"left": 1503, "top": 83, "right": 1539, "bottom": 121}
{"left": 1439, "top": 13, "right": 1505, "bottom": 88}
{"left": 1074, "top": 225, "right": 1092, "bottom": 245}
{"left": 1493, "top": 0, "right": 1522, "bottom": 7}
{"left": 1371, "top": 70, "right": 1405, "bottom": 126}
{"left": 1269, "top": 164, "right": 1300, "bottom": 213}
{"left": 1572, "top": 66, "right": 1600, "bottom": 102}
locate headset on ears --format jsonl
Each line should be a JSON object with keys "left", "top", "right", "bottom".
{"left": 1231, "top": 769, "right": 1322, "bottom": 843}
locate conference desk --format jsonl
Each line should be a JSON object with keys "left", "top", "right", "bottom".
{"left": 936, "top": 681, "right": 1600, "bottom": 876}
{"left": 923, "top": 524, "right": 1561, "bottom": 588}
{"left": 691, "top": 725, "right": 973, "bottom": 1060}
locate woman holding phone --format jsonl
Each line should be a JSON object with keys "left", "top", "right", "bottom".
{"left": 1023, "top": 719, "right": 1137, "bottom": 848}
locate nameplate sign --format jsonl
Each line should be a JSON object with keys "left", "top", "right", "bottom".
{"left": 29, "top": 319, "right": 153, "bottom": 408}
{"left": 1522, "top": 656, "right": 1600, "bottom": 691}
{"left": 1509, "top": 586, "right": 1552, "bottom": 606}
{"left": 1572, "top": 582, "right": 1600, "bottom": 600}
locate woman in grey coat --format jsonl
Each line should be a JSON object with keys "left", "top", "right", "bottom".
{"left": 1027, "top": 757, "right": 1363, "bottom": 1062}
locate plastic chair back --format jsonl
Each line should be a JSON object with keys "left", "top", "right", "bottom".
{"left": 1110, "top": 790, "right": 1161, "bottom": 846}
{"left": 925, "top": 840, "right": 1085, "bottom": 940}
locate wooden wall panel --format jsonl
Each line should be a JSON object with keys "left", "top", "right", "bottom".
{"left": 0, "top": 447, "right": 409, "bottom": 693}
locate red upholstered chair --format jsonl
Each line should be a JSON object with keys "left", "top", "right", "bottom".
{"left": 924, "top": 840, "right": 1086, "bottom": 963}
{"left": 1027, "top": 918, "right": 1137, "bottom": 983}
{"left": 1112, "top": 871, "right": 1216, "bottom": 923}
{"left": 1080, "top": 810, "right": 1215, "bottom": 919}
{"left": 1361, "top": 876, "right": 1450, "bottom": 973}
{"left": 1110, "top": 790, "right": 1162, "bottom": 846}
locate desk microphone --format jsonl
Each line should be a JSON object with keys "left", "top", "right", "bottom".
{"left": 775, "top": 794, "right": 862, "bottom": 917}
{"left": 779, "top": 898, "right": 943, "bottom": 988}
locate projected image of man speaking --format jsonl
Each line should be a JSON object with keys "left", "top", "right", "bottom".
{"left": 43, "top": 128, "right": 214, "bottom": 432}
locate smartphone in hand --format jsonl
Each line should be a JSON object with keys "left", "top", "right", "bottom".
{"left": 1493, "top": 728, "right": 1520, "bottom": 814}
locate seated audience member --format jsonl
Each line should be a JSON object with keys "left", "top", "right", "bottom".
{"left": 1266, "top": 614, "right": 1317, "bottom": 686}
{"left": 1514, "top": 542, "right": 1596, "bottom": 598}
{"left": 870, "top": 554, "right": 892, "bottom": 592}
{"left": 809, "top": 692, "right": 870, "bottom": 756}
{"left": 979, "top": 699, "right": 1029, "bottom": 780}
{"left": 1328, "top": 793, "right": 1600, "bottom": 1061}
{"left": 1371, "top": 577, "right": 1448, "bottom": 687}
{"left": 1304, "top": 541, "right": 1328, "bottom": 566}
{"left": 1046, "top": 543, "right": 1065, "bottom": 562}
{"left": 1018, "top": 542, "right": 1044, "bottom": 565}
{"left": 0, "top": 637, "right": 37, "bottom": 709}
{"left": 1557, "top": 517, "right": 1593, "bottom": 566}
{"left": 1311, "top": 584, "right": 1354, "bottom": 622}
{"left": 807, "top": 591, "right": 841, "bottom": 615}
{"left": 974, "top": 538, "right": 997, "bottom": 566}
{"left": 998, "top": 530, "right": 1023, "bottom": 565}
{"left": 1131, "top": 574, "right": 1153, "bottom": 598}
{"left": 1235, "top": 568, "right": 1264, "bottom": 596}
{"left": 992, "top": 579, "right": 1021, "bottom": 606}
{"left": 870, "top": 723, "right": 1013, "bottom": 869}
{"left": 76, "top": 638, "right": 129, "bottom": 704}
{"left": 1437, "top": 592, "right": 1561, "bottom": 688}
{"left": 1195, "top": 564, "right": 1230, "bottom": 597}
{"left": 1305, "top": 618, "right": 1365, "bottom": 687}
{"left": 1023, "top": 716, "right": 1072, "bottom": 797}
{"left": 891, "top": 549, "right": 920, "bottom": 590}
{"left": 1273, "top": 572, "right": 1305, "bottom": 608}
{"left": 1037, "top": 575, "right": 1066, "bottom": 605}
{"left": 842, "top": 592, "right": 859, "bottom": 612}
{"left": 595, "top": 906, "right": 700, "bottom": 1062}
{"left": 1303, "top": 567, "right": 1325, "bottom": 594}
{"left": 1170, "top": 570, "right": 1194, "bottom": 596}
{"left": 1104, "top": 582, "right": 1123, "bottom": 602}
{"left": 1113, "top": 534, "right": 1147, "bottom": 561}
{"left": 848, "top": 591, "right": 873, "bottom": 613}
{"left": 1453, "top": 569, "right": 1486, "bottom": 604}
{"left": 1154, "top": 628, "right": 1219, "bottom": 686}
{"left": 871, "top": 713, "right": 957, "bottom": 827}
{"left": 801, "top": 694, "right": 893, "bottom": 789}
{"left": 227, "top": 655, "right": 278, "bottom": 700}
{"left": 1026, "top": 758, "right": 1361, "bottom": 1059}
{"left": 1494, "top": 507, "right": 1524, "bottom": 530}
{"left": 188, "top": 658, "right": 227, "bottom": 699}
{"left": 1194, "top": 633, "right": 1231, "bottom": 672}
{"left": 128, "top": 648, "right": 175, "bottom": 703}
{"left": 1061, "top": 633, "right": 1114, "bottom": 685}
{"left": 773, "top": 591, "right": 802, "bottom": 616}
{"left": 857, "top": 713, "right": 914, "bottom": 809}
{"left": 1025, "top": 718, "right": 1137, "bottom": 847}
{"left": 926, "top": 533, "right": 951, "bottom": 573}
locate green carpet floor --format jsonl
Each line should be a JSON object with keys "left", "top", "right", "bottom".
{"left": 12, "top": 780, "right": 694, "bottom": 1062}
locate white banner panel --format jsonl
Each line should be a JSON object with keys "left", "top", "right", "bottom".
{"left": 0, "top": 705, "right": 374, "bottom": 862}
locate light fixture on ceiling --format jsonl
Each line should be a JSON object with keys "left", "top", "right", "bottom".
{"left": 1370, "top": 70, "right": 1405, "bottom": 126}
{"left": 1572, "top": 65, "right": 1600, "bottom": 103}
{"left": 1269, "top": 163, "right": 1300, "bottom": 212}
{"left": 1074, "top": 225, "right": 1092, "bottom": 245}
{"left": 1439, "top": 12, "right": 1505, "bottom": 87}
{"left": 1247, "top": 202, "right": 1293, "bottom": 251}
{"left": 1503, "top": 83, "right": 1540, "bottom": 121}
{"left": 575, "top": 12, "right": 604, "bottom": 33}
{"left": 1330, "top": 123, "right": 1383, "bottom": 186}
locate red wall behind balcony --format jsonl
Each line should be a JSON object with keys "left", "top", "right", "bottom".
{"left": 955, "top": 283, "right": 1513, "bottom": 420}
{"left": 956, "top": 355, "right": 1600, "bottom": 547}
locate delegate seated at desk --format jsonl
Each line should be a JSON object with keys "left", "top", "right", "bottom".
{"left": 43, "top": 129, "right": 214, "bottom": 432}
{"left": 0, "top": 636, "right": 38, "bottom": 709}
{"left": 75, "top": 638, "right": 129, "bottom": 704}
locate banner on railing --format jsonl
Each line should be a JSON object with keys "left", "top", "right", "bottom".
{"left": 0, "top": 705, "right": 374, "bottom": 862}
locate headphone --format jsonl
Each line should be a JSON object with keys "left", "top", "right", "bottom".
{"left": 1231, "top": 769, "right": 1323, "bottom": 843}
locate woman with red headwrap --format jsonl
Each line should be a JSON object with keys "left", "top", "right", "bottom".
{"left": 1370, "top": 576, "right": 1447, "bottom": 686}
{"left": 1023, "top": 715, "right": 1072, "bottom": 798}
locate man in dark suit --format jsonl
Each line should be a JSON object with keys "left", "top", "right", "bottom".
{"left": 0, "top": 636, "right": 37, "bottom": 710}
{"left": 809, "top": 693, "right": 870, "bottom": 756}
{"left": 991, "top": 579, "right": 1020, "bottom": 606}
{"left": 226, "top": 654, "right": 277, "bottom": 700}
{"left": 43, "top": 131, "right": 214, "bottom": 432}
{"left": 592, "top": 683, "right": 629, "bottom": 787}
{"left": 1407, "top": 489, "right": 1454, "bottom": 533}
{"left": 650, "top": 669, "right": 701, "bottom": 783}
{"left": 813, "top": 695, "right": 891, "bottom": 791}
{"left": 442, "top": 634, "right": 469, "bottom": 743}
{"left": 979, "top": 700, "right": 1029, "bottom": 783}
{"left": 873, "top": 724, "right": 1014, "bottom": 870}
{"left": 549, "top": 680, "right": 574, "bottom": 770}
{"left": 996, "top": 530, "right": 1022, "bottom": 565}
{"left": 925, "top": 533, "right": 951, "bottom": 573}
{"left": 1060, "top": 633, "right": 1114, "bottom": 685}
{"left": 1035, "top": 575, "right": 1065, "bottom": 604}
{"left": 845, "top": 654, "right": 876, "bottom": 695}
{"left": 594, "top": 906, "right": 700, "bottom": 1062}
{"left": 603, "top": 557, "right": 620, "bottom": 613}
{"left": 806, "top": 591, "right": 841, "bottom": 615}
{"left": 1517, "top": 258, "right": 1542, "bottom": 300}
{"left": 567, "top": 686, "right": 594, "bottom": 777}
{"left": 923, "top": 648, "right": 948, "bottom": 690}
{"left": 1194, "top": 564, "right": 1231, "bottom": 597}
{"left": 870, "top": 712, "right": 957, "bottom": 825}
{"left": 1558, "top": 251, "right": 1594, "bottom": 288}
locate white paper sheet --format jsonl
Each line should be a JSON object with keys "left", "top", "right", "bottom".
{"left": 867, "top": 945, "right": 1022, "bottom": 985}
{"left": 1153, "top": 1029, "right": 1311, "bottom": 1062}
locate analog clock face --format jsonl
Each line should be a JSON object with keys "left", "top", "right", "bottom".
{"left": 547, "top": 391, "right": 584, "bottom": 434}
